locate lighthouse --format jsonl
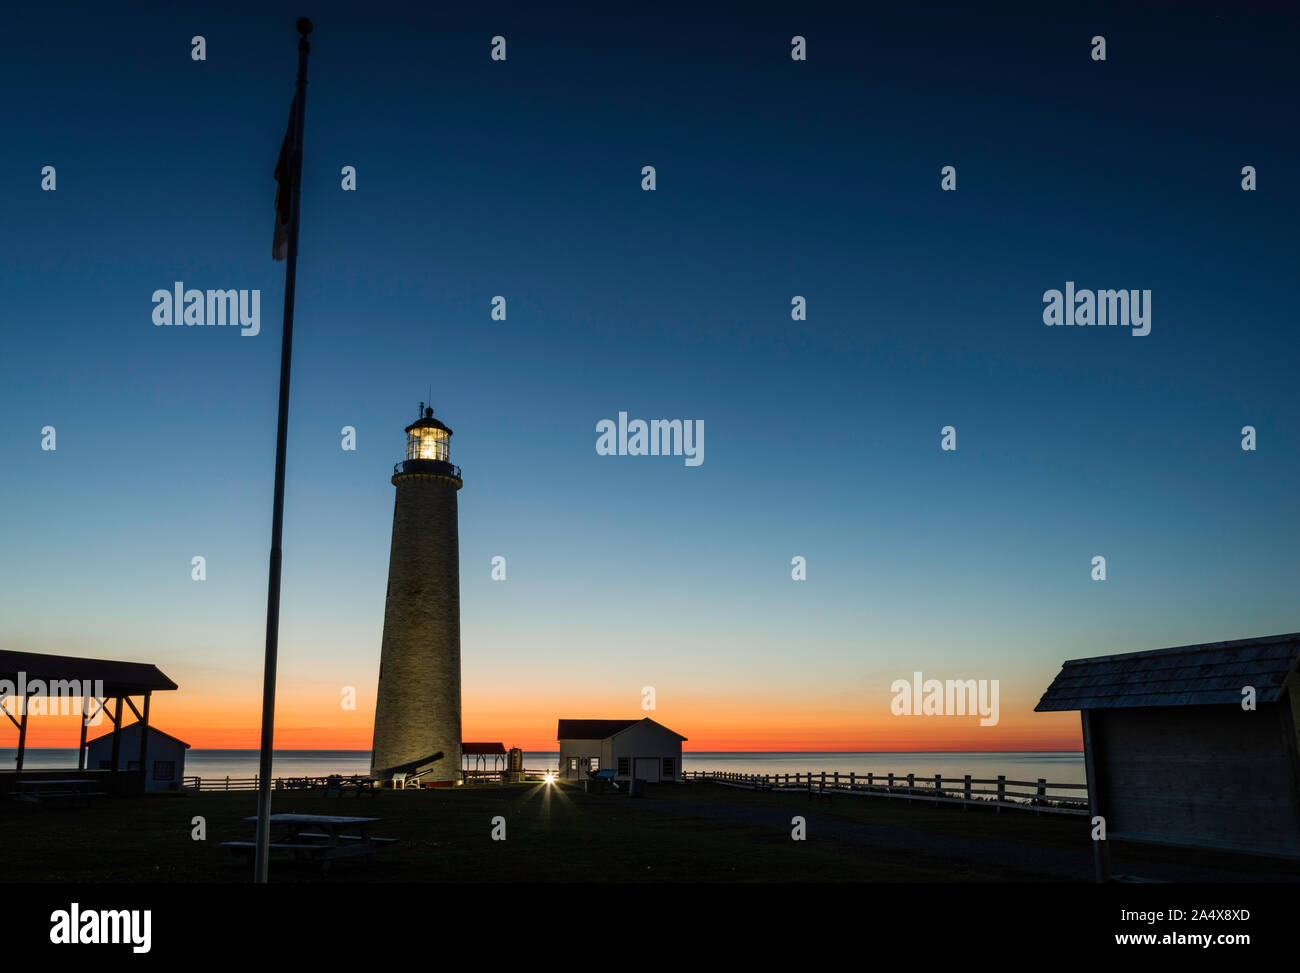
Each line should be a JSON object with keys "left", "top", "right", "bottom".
{"left": 370, "top": 403, "right": 464, "bottom": 783}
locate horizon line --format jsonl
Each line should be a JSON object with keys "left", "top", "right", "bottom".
{"left": 9, "top": 746, "right": 1086, "bottom": 755}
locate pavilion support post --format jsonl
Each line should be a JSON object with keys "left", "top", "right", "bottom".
{"left": 137, "top": 691, "right": 152, "bottom": 783}
{"left": 16, "top": 707, "right": 29, "bottom": 776}
{"left": 78, "top": 707, "right": 89, "bottom": 771}
{"left": 109, "top": 697, "right": 124, "bottom": 780}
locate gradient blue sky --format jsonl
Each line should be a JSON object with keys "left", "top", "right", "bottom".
{"left": 2, "top": 1, "right": 1297, "bottom": 748}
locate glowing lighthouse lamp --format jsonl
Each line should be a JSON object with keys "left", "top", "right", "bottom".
{"left": 404, "top": 403, "right": 454, "bottom": 467}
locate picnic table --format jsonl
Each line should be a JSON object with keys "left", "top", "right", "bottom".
{"left": 273, "top": 775, "right": 378, "bottom": 796}
{"left": 317, "top": 775, "right": 379, "bottom": 797}
{"left": 10, "top": 778, "right": 105, "bottom": 805}
{"left": 221, "top": 814, "right": 399, "bottom": 870}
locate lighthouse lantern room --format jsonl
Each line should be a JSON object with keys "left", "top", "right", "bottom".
{"left": 404, "top": 403, "right": 453, "bottom": 466}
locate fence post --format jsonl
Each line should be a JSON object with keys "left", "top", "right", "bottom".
{"left": 868, "top": 772, "right": 873, "bottom": 789}
{"left": 849, "top": 771, "right": 855, "bottom": 790}
{"left": 225, "top": 775, "right": 229, "bottom": 792}
{"left": 997, "top": 774, "right": 1006, "bottom": 810}
{"left": 1036, "top": 778, "right": 1047, "bottom": 802}
{"left": 887, "top": 772, "right": 894, "bottom": 794}
{"left": 964, "top": 774, "right": 971, "bottom": 803}
{"left": 821, "top": 771, "right": 826, "bottom": 789}
{"left": 934, "top": 773, "right": 942, "bottom": 795}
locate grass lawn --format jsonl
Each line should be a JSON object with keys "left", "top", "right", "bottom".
{"left": 2, "top": 781, "right": 1294, "bottom": 882}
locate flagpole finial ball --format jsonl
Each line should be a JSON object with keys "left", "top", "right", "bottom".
{"left": 296, "top": 17, "right": 313, "bottom": 36}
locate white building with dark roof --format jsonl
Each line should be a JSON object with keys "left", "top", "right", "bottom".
{"left": 556, "top": 717, "right": 686, "bottom": 782}
{"left": 85, "top": 721, "right": 190, "bottom": 792}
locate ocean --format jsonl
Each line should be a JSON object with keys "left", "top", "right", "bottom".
{"left": 2, "top": 749, "right": 1086, "bottom": 785}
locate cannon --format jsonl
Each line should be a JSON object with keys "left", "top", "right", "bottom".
{"left": 372, "top": 751, "right": 444, "bottom": 787}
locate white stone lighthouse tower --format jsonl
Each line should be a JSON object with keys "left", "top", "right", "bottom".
{"left": 370, "top": 403, "right": 463, "bottom": 783}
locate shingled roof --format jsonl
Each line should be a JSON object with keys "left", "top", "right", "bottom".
{"left": 556, "top": 719, "right": 640, "bottom": 740}
{"left": 556, "top": 718, "right": 688, "bottom": 741}
{"left": 1035, "top": 632, "right": 1300, "bottom": 712}
{"left": 0, "top": 649, "right": 178, "bottom": 696}
{"left": 86, "top": 721, "right": 191, "bottom": 749}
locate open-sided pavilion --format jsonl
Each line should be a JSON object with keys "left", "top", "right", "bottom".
{"left": 0, "top": 649, "right": 178, "bottom": 796}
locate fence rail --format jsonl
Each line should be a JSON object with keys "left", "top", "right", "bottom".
{"left": 683, "top": 770, "right": 1088, "bottom": 814}
{"left": 462, "top": 768, "right": 553, "bottom": 783}
{"left": 181, "top": 770, "right": 555, "bottom": 791}
{"left": 182, "top": 775, "right": 352, "bottom": 792}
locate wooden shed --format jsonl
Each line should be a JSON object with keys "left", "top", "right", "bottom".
{"left": 1036, "top": 632, "right": 1300, "bottom": 880}
{"left": 85, "top": 722, "right": 190, "bottom": 791}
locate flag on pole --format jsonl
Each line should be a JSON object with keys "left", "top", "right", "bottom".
{"left": 256, "top": 17, "right": 312, "bottom": 884}
{"left": 272, "top": 100, "right": 297, "bottom": 261}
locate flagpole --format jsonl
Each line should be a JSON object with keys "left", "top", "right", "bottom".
{"left": 254, "top": 15, "right": 313, "bottom": 885}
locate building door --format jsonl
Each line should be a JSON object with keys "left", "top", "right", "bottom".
{"left": 634, "top": 757, "right": 661, "bottom": 782}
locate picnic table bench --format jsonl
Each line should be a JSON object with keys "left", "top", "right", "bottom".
{"left": 273, "top": 775, "right": 379, "bottom": 795}
{"left": 220, "top": 814, "right": 399, "bottom": 871}
{"left": 10, "top": 779, "right": 106, "bottom": 806}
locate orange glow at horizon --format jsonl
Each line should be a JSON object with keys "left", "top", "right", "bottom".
{"left": 6, "top": 687, "right": 1083, "bottom": 754}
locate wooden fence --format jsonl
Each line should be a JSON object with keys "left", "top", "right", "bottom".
{"left": 182, "top": 770, "right": 554, "bottom": 791}
{"left": 462, "top": 769, "right": 552, "bottom": 783}
{"left": 183, "top": 775, "right": 339, "bottom": 792}
{"left": 683, "top": 770, "right": 1088, "bottom": 814}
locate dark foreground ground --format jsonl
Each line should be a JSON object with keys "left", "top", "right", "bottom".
{"left": 2, "top": 781, "right": 1296, "bottom": 882}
